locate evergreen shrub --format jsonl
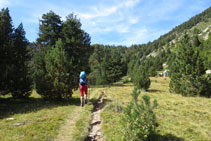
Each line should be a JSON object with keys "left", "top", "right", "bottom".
{"left": 121, "top": 87, "right": 158, "bottom": 140}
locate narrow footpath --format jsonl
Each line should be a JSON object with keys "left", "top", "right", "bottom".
{"left": 55, "top": 106, "right": 82, "bottom": 141}
{"left": 86, "top": 89, "right": 105, "bottom": 141}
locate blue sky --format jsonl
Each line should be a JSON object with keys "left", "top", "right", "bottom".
{"left": 0, "top": 0, "right": 210, "bottom": 46}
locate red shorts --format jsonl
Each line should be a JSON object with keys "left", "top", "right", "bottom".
{"left": 80, "top": 85, "right": 88, "bottom": 96}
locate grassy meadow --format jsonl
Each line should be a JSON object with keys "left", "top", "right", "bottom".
{"left": 0, "top": 88, "right": 103, "bottom": 141}
{"left": 101, "top": 77, "right": 211, "bottom": 141}
{"left": 0, "top": 77, "right": 211, "bottom": 141}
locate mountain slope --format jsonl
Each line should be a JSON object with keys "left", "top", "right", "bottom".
{"left": 132, "top": 7, "right": 211, "bottom": 69}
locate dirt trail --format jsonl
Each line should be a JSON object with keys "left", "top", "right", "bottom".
{"left": 55, "top": 106, "right": 82, "bottom": 141}
{"left": 86, "top": 89, "right": 105, "bottom": 141}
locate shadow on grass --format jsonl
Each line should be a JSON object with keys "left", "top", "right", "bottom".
{"left": 89, "top": 91, "right": 112, "bottom": 113}
{"left": 110, "top": 83, "right": 133, "bottom": 87}
{"left": 148, "top": 133, "right": 184, "bottom": 141}
{"left": 90, "top": 83, "right": 133, "bottom": 88}
{"left": 103, "top": 99, "right": 112, "bottom": 105}
{"left": 0, "top": 97, "right": 80, "bottom": 119}
{"left": 147, "top": 89, "right": 164, "bottom": 93}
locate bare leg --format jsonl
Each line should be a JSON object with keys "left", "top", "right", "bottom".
{"left": 80, "top": 96, "right": 84, "bottom": 107}
{"left": 84, "top": 94, "right": 87, "bottom": 104}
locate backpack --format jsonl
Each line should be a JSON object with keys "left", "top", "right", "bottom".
{"left": 80, "top": 71, "right": 87, "bottom": 86}
{"left": 80, "top": 77, "right": 87, "bottom": 86}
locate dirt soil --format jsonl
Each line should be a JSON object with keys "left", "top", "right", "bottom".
{"left": 86, "top": 90, "right": 105, "bottom": 141}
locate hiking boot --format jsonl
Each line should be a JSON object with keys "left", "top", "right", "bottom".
{"left": 84, "top": 99, "right": 87, "bottom": 104}
{"left": 81, "top": 103, "right": 84, "bottom": 107}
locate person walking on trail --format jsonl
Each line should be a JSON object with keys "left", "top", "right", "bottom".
{"left": 79, "top": 71, "right": 89, "bottom": 107}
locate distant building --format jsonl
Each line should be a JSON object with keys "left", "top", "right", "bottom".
{"left": 163, "top": 70, "right": 169, "bottom": 77}
{"left": 159, "top": 70, "right": 169, "bottom": 77}
{"left": 206, "top": 70, "right": 211, "bottom": 74}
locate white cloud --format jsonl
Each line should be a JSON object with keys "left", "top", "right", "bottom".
{"left": 94, "top": 6, "right": 118, "bottom": 17}
{"left": 121, "top": 28, "right": 148, "bottom": 45}
{"left": 79, "top": 13, "right": 94, "bottom": 20}
{"left": 76, "top": 0, "right": 142, "bottom": 39}
{"left": 129, "top": 17, "right": 139, "bottom": 24}
{"left": 0, "top": 0, "right": 9, "bottom": 8}
{"left": 106, "top": 27, "right": 169, "bottom": 46}
{"left": 123, "top": 0, "right": 140, "bottom": 8}
{"left": 78, "top": 0, "right": 140, "bottom": 20}
{"left": 78, "top": 6, "right": 118, "bottom": 20}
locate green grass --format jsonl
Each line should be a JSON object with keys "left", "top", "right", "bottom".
{"left": 71, "top": 105, "right": 93, "bottom": 141}
{"left": 101, "top": 102, "right": 124, "bottom": 140}
{"left": 1, "top": 78, "right": 210, "bottom": 140}
{"left": 0, "top": 91, "right": 78, "bottom": 140}
{"left": 0, "top": 102, "right": 76, "bottom": 140}
{"left": 101, "top": 77, "right": 211, "bottom": 141}
{"left": 0, "top": 88, "right": 103, "bottom": 141}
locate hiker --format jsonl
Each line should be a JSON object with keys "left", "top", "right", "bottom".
{"left": 79, "top": 71, "right": 89, "bottom": 107}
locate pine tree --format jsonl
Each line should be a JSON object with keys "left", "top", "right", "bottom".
{"left": 0, "top": 9, "right": 32, "bottom": 97}
{"left": 61, "top": 13, "right": 91, "bottom": 75}
{"left": 10, "top": 23, "right": 32, "bottom": 97}
{"left": 122, "top": 87, "right": 157, "bottom": 140}
{"left": 0, "top": 8, "right": 13, "bottom": 42}
{"left": 37, "top": 10, "right": 62, "bottom": 46}
{"left": 33, "top": 39, "right": 76, "bottom": 99}
{"left": 0, "top": 8, "right": 14, "bottom": 95}
{"left": 104, "top": 50, "right": 124, "bottom": 83}
{"left": 88, "top": 45, "right": 104, "bottom": 85}
{"left": 169, "top": 34, "right": 208, "bottom": 96}
{"left": 32, "top": 45, "right": 49, "bottom": 96}
{"left": 133, "top": 65, "right": 151, "bottom": 91}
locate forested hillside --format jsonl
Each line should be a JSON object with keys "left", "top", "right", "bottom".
{"left": 89, "top": 7, "right": 211, "bottom": 85}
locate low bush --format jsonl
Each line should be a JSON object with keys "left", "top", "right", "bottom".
{"left": 121, "top": 87, "right": 158, "bottom": 141}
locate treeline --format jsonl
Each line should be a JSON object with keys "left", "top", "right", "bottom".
{"left": 88, "top": 43, "right": 169, "bottom": 89}
{"left": 0, "top": 7, "right": 210, "bottom": 99}
{"left": 88, "top": 44, "right": 128, "bottom": 85}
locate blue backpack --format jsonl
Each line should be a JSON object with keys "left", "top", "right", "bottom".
{"left": 80, "top": 71, "right": 87, "bottom": 86}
